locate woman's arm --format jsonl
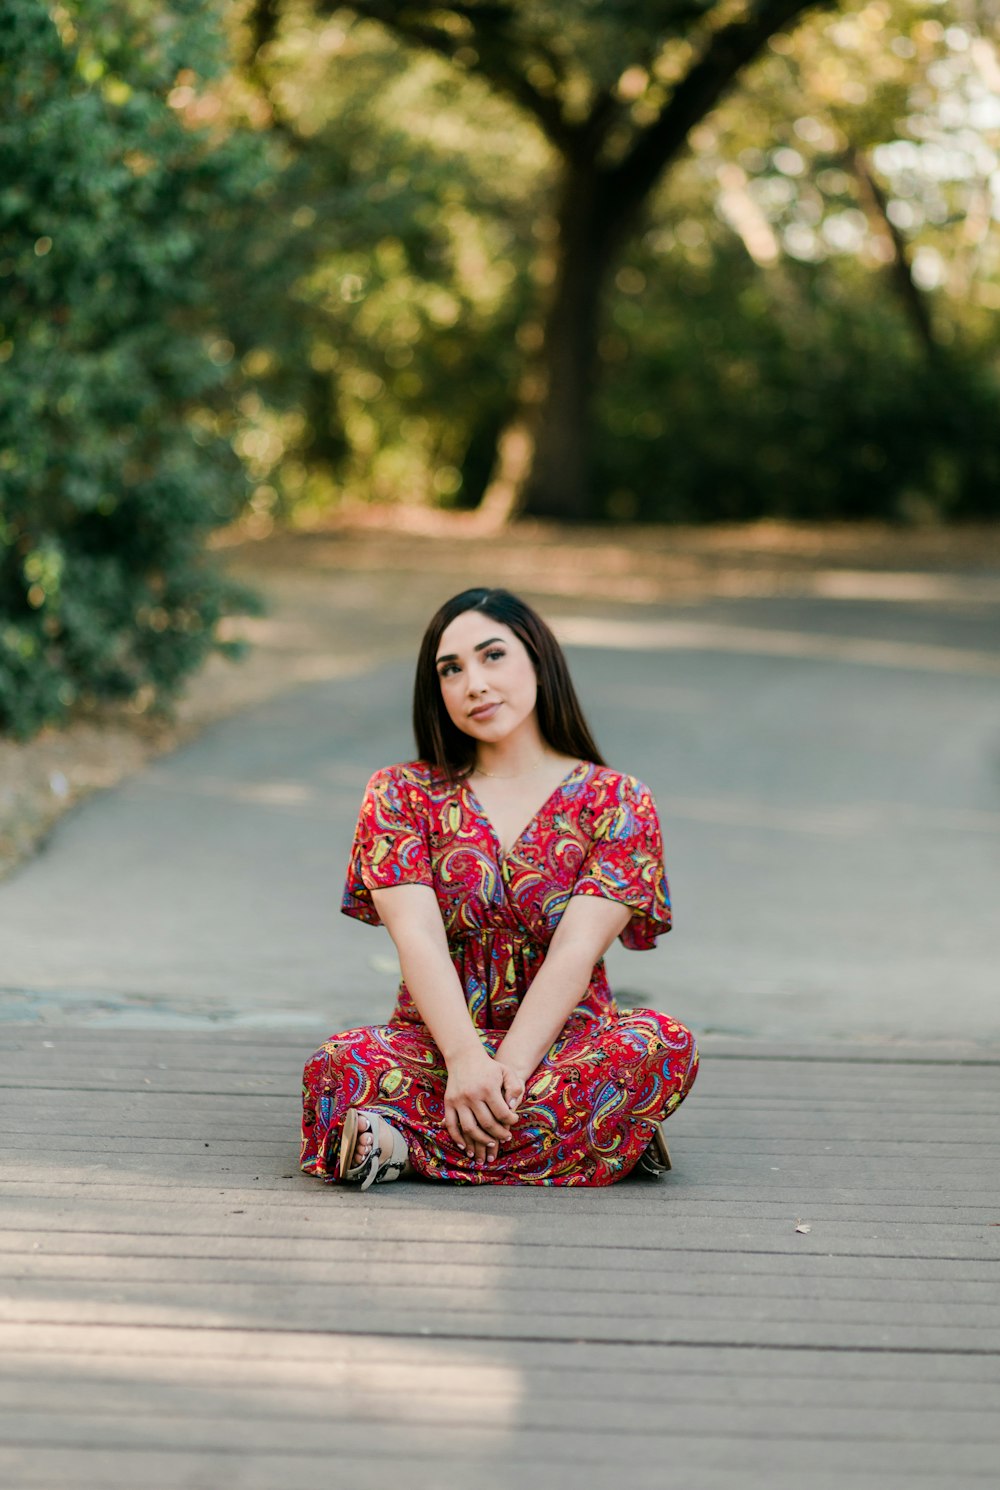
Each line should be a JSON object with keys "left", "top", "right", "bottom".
{"left": 493, "top": 895, "right": 632, "bottom": 1079}
{"left": 370, "top": 884, "right": 520, "bottom": 1162}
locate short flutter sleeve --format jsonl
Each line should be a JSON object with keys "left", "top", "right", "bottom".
{"left": 341, "top": 765, "right": 434, "bottom": 927}
{"left": 572, "top": 773, "right": 672, "bottom": 950}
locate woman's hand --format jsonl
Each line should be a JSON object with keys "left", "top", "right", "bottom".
{"left": 444, "top": 1047, "right": 522, "bottom": 1165}
{"left": 497, "top": 1060, "right": 527, "bottom": 1121}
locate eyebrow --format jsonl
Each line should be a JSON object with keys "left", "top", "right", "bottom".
{"left": 435, "top": 636, "right": 505, "bottom": 666}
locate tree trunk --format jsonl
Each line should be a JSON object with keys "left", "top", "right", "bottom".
{"left": 516, "top": 168, "right": 618, "bottom": 522}
{"left": 850, "top": 148, "right": 941, "bottom": 365}
{"left": 304, "top": 0, "right": 824, "bottom": 526}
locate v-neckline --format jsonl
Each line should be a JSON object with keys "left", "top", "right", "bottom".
{"left": 462, "top": 760, "right": 589, "bottom": 863}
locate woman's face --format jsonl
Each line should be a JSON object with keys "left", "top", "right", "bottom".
{"left": 435, "top": 611, "right": 539, "bottom": 745}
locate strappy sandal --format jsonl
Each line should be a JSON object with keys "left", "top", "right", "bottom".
{"left": 637, "top": 1120, "right": 673, "bottom": 1177}
{"left": 339, "top": 1109, "right": 409, "bottom": 1191}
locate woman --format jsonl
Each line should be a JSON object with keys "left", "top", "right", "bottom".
{"left": 300, "top": 587, "right": 699, "bottom": 1188}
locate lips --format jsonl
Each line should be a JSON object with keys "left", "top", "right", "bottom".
{"left": 468, "top": 702, "right": 500, "bottom": 720}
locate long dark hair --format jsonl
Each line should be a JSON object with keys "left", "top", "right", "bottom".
{"left": 413, "top": 587, "right": 606, "bottom": 779}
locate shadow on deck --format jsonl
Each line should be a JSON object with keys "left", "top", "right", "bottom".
{"left": 1, "top": 1027, "right": 998, "bottom": 1490}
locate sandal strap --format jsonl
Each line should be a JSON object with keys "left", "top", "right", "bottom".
{"left": 359, "top": 1113, "right": 409, "bottom": 1191}
{"left": 374, "top": 1120, "right": 409, "bottom": 1185}
{"left": 341, "top": 1111, "right": 377, "bottom": 1186}
{"left": 636, "top": 1120, "right": 671, "bottom": 1174}
{"left": 341, "top": 1109, "right": 411, "bottom": 1189}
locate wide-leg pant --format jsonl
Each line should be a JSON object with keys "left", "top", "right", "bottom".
{"left": 300, "top": 1008, "right": 699, "bottom": 1187}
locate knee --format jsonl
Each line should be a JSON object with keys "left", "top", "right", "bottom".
{"left": 302, "top": 1041, "right": 349, "bottom": 1125}
{"left": 618, "top": 1008, "right": 698, "bottom": 1075}
{"left": 304, "top": 1037, "right": 349, "bottom": 1077}
{"left": 633, "top": 1008, "right": 697, "bottom": 1054}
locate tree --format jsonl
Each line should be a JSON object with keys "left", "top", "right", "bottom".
{"left": 250, "top": 0, "right": 829, "bottom": 519}
{"left": 0, "top": 0, "right": 270, "bottom": 738}
{"left": 236, "top": 1, "right": 1000, "bottom": 526}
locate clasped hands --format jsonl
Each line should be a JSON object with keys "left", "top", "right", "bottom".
{"left": 443, "top": 1045, "right": 530, "bottom": 1165}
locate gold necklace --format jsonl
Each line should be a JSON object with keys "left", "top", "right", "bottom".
{"left": 474, "top": 756, "right": 549, "bottom": 780}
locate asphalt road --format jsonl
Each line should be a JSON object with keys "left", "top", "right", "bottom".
{"left": 1, "top": 589, "right": 998, "bottom": 1044}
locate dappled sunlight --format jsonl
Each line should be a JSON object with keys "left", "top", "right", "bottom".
{"left": 1, "top": 1152, "right": 531, "bottom": 1458}
{"left": 0, "top": 1324, "right": 528, "bottom": 1459}
{"left": 217, "top": 518, "right": 1000, "bottom": 608}
{"left": 215, "top": 3, "right": 1000, "bottom": 526}
{"left": 0, "top": 1030, "right": 557, "bottom": 1390}
{"left": 554, "top": 613, "right": 1000, "bottom": 676}
{"left": 214, "top": 615, "right": 330, "bottom": 649}
{"left": 5, "top": 0, "right": 1000, "bottom": 1472}
{"left": 807, "top": 570, "right": 1000, "bottom": 603}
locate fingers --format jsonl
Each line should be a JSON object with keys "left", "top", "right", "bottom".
{"left": 447, "top": 1086, "right": 517, "bottom": 1135}
{"left": 443, "top": 1104, "right": 470, "bottom": 1156}
{"left": 460, "top": 1106, "right": 503, "bottom": 1148}
{"left": 444, "top": 1103, "right": 501, "bottom": 1162}
{"left": 500, "top": 1069, "right": 526, "bottom": 1110}
{"left": 444, "top": 1065, "right": 526, "bottom": 1166}
{"left": 451, "top": 1105, "right": 514, "bottom": 1166}
{"left": 476, "top": 1101, "right": 517, "bottom": 1143}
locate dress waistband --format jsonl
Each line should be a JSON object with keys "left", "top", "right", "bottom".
{"left": 448, "top": 927, "right": 539, "bottom": 948}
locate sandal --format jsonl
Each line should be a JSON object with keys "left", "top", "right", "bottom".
{"left": 339, "top": 1109, "right": 409, "bottom": 1190}
{"left": 637, "top": 1120, "right": 672, "bottom": 1177}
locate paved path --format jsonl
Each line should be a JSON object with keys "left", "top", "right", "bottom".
{"left": 1, "top": 588, "right": 998, "bottom": 1041}
{"left": 1, "top": 578, "right": 999, "bottom": 1486}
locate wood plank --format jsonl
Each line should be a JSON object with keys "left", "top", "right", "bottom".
{"left": 4, "top": 1204, "right": 998, "bottom": 1261}
{"left": 2, "top": 1295, "right": 999, "bottom": 1353}
{"left": 3, "top": 1130, "right": 997, "bottom": 1159}
{"left": 2, "top": 1353, "right": 999, "bottom": 1413}
{"left": 6, "top": 1026, "right": 1000, "bottom": 1064}
{"left": 2, "top": 1231, "right": 999, "bottom": 1282}
{"left": 0, "top": 1419, "right": 996, "bottom": 1478}
{"left": 3, "top": 1257, "right": 998, "bottom": 1313}
{"left": 1, "top": 1068, "right": 990, "bottom": 1096}
{"left": 0, "top": 1395, "right": 999, "bottom": 1446}
{"left": 2, "top": 1275, "right": 999, "bottom": 1336}
{"left": 1, "top": 1033, "right": 998, "bottom": 1490}
{"left": 0, "top": 1446, "right": 995, "bottom": 1490}
{"left": 2, "top": 1048, "right": 999, "bottom": 1097}
{"left": 4, "top": 1323, "right": 999, "bottom": 1382}
{"left": 3, "top": 1154, "right": 997, "bottom": 1193}
{"left": 4, "top": 1182, "right": 999, "bottom": 1232}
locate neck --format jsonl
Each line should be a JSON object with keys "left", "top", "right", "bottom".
{"left": 474, "top": 726, "right": 550, "bottom": 779}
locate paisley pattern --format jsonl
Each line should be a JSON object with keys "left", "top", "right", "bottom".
{"left": 300, "top": 760, "right": 699, "bottom": 1186}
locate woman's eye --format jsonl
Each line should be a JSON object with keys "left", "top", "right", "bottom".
{"left": 485, "top": 649, "right": 505, "bottom": 662}
{"left": 438, "top": 664, "right": 458, "bottom": 678}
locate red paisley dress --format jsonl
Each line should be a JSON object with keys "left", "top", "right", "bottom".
{"left": 300, "top": 759, "right": 699, "bottom": 1186}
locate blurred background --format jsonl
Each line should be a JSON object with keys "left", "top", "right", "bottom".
{"left": 1, "top": 2, "right": 999, "bottom": 991}
{"left": 3, "top": 18, "right": 1000, "bottom": 1481}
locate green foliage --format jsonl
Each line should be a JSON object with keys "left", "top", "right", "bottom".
{"left": 591, "top": 0, "right": 1000, "bottom": 521}
{"left": 0, "top": 0, "right": 270, "bottom": 740}
{"left": 4, "top": 0, "right": 997, "bottom": 697}
{"left": 596, "top": 239, "right": 1000, "bottom": 522}
{"left": 226, "top": 14, "right": 545, "bottom": 513}
{"left": 242, "top": 0, "right": 1000, "bottom": 522}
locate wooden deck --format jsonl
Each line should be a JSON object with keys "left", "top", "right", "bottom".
{"left": 1, "top": 1025, "right": 999, "bottom": 1489}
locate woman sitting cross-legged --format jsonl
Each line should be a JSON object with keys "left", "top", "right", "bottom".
{"left": 300, "top": 586, "right": 699, "bottom": 1188}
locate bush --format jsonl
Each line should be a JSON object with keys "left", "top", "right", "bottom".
{"left": 0, "top": 0, "right": 268, "bottom": 740}
{"left": 595, "top": 240, "right": 1000, "bottom": 524}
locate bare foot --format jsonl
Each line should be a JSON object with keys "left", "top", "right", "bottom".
{"left": 348, "top": 1113, "right": 414, "bottom": 1177}
{"left": 352, "top": 1113, "right": 375, "bottom": 1164}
